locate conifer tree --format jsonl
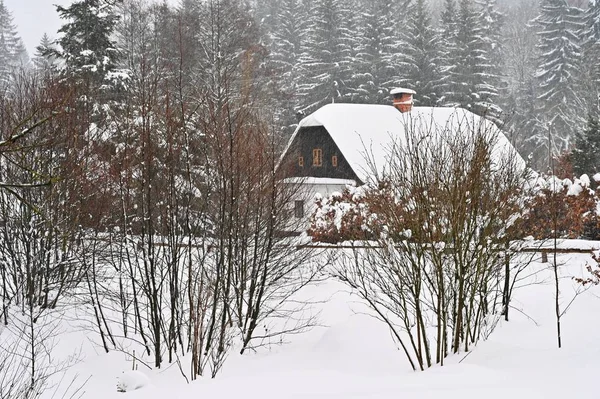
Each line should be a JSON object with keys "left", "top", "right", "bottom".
{"left": 439, "top": 0, "right": 502, "bottom": 117}
{"left": 438, "top": 0, "right": 460, "bottom": 105}
{"left": 399, "top": 0, "right": 442, "bottom": 106}
{"left": 55, "top": 0, "right": 122, "bottom": 89}
{"left": 502, "top": 0, "right": 540, "bottom": 162}
{"left": 533, "top": 0, "right": 585, "bottom": 157}
{"left": 32, "top": 33, "right": 58, "bottom": 73}
{"left": 581, "top": 0, "right": 600, "bottom": 113}
{"left": 268, "top": 0, "right": 310, "bottom": 132}
{"left": 349, "top": 0, "right": 399, "bottom": 104}
{"left": 0, "top": 0, "right": 28, "bottom": 89}
{"left": 476, "top": 0, "right": 504, "bottom": 114}
{"left": 296, "top": 0, "right": 356, "bottom": 114}
{"left": 571, "top": 114, "right": 600, "bottom": 175}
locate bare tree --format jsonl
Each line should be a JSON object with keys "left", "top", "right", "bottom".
{"left": 324, "top": 112, "right": 528, "bottom": 370}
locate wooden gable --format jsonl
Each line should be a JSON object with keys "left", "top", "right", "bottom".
{"left": 280, "top": 125, "right": 360, "bottom": 183}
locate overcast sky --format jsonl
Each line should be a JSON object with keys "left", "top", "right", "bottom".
{"left": 5, "top": 0, "right": 179, "bottom": 57}
{"left": 5, "top": 0, "right": 74, "bottom": 56}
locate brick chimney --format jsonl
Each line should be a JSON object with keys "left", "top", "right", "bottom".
{"left": 390, "top": 88, "right": 416, "bottom": 112}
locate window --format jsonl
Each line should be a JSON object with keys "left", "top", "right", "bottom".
{"left": 313, "top": 148, "right": 322, "bottom": 166}
{"left": 332, "top": 155, "right": 338, "bottom": 167}
{"left": 294, "top": 200, "right": 304, "bottom": 218}
{"left": 298, "top": 156, "right": 304, "bottom": 167}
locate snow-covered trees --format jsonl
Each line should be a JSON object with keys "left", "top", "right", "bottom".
{"left": 501, "top": 0, "right": 539, "bottom": 157}
{"left": 295, "top": 0, "right": 356, "bottom": 114}
{"left": 571, "top": 115, "right": 600, "bottom": 175}
{"left": 581, "top": 0, "right": 600, "bottom": 114}
{"left": 441, "top": 0, "right": 502, "bottom": 117}
{"left": 398, "top": 0, "right": 442, "bottom": 106}
{"left": 55, "top": 0, "right": 123, "bottom": 92}
{"left": 268, "top": 0, "right": 310, "bottom": 132}
{"left": 533, "top": 0, "right": 585, "bottom": 159}
{"left": 349, "top": 0, "right": 399, "bottom": 104}
{"left": 36, "top": 0, "right": 321, "bottom": 378}
{"left": 0, "top": 1, "right": 27, "bottom": 90}
{"left": 438, "top": 0, "right": 460, "bottom": 106}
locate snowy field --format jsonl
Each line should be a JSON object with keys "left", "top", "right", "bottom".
{"left": 5, "top": 248, "right": 600, "bottom": 399}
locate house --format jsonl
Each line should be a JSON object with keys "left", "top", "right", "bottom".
{"left": 279, "top": 89, "right": 525, "bottom": 230}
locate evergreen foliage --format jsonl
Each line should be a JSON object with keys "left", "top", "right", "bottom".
{"left": 32, "top": 33, "right": 58, "bottom": 73}
{"left": 0, "top": 0, "right": 28, "bottom": 89}
{"left": 398, "top": 0, "right": 442, "bottom": 106}
{"left": 438, "top": 0, "right": 460, "bottom": 106}
{"left": 349, "top": 0, "right": 399, "bottom": 104}
{"left": 534, "top": 0, "right": 585, "bottom": 156}
{"left": 572, "top": 114, "right": 600, "bottom": 176}
{"left": 269, "top": 0, "right": 311, "bottom": 132}
{"left": 581, "top": 0, "right": 600, "bottom": 113}
{"left": 295, "top": 0, "right": 356, "bottom": 114}
{"left": 55, "top": 0, "right": 122, "bottom": 89}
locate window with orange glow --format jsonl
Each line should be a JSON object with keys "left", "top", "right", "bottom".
{"left": 298, "top": 156, "right": 304, "bottom": 167}
{"left": 313, "top": 149, "right": 322, "bottom": 166}
{"left": 332, "top": 155, "right": 338, "bottom": 167}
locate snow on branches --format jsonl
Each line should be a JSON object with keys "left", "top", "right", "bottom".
{"left": 309, "top": 173, "right": 600, "bottom": 244}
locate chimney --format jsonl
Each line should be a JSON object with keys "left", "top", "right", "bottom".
{"left": 390, "top": 88, "right": 416, "bottom": 112}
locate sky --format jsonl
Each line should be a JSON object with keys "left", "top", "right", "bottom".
{"left": 4, "top": 0, "right": 179, "bottom": 57}
{"left": 5, "top": 0, "right": 73, "bottom": 56}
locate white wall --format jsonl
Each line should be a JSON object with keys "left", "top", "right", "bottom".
{"left": 285, "top": 178, "right": 356, "bottom": 233}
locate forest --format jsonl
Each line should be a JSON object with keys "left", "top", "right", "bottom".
{"left": 0, "top": 0, "right": 599, "bottom": 397}
{"left": 0, "top": 0, "right": 599, "bottom": 169}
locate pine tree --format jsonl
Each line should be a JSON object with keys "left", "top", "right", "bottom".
{"left": 502, "top": 0, "right": 540, "bottom": 163}
{"left": 55, "top": 0, "right": 122, "bottom": 89}
{"left": 533, "top": 0, "right": 585, "bottom": 158}
{"left": 269, "top": 0, "right": 310, "bottom": 132}
{"left": 32, "top": 33, "right": 58, "bottom": 72}
{"left": 571, "top": 114, "right": 600, "bottom": 175}
{"left": 349, "top": 0, "right": 399, "bottom": 104}
{"left": 438, "top": 0, "right": 460, "bottom": 105}
{"left": 476, "top": 0, "right": 504, "bottom": 115}
{"left": 399, "top": 0, "right": 443, "bottom": 106}
{"left": 0, "top": 0, "right": 28, "bottom": 89}
{"left": 438, "top": 0, "right": 502, "bottom": 118}
{"left": 581, "top": 0, "right": 600, "bottom": 113}
{"left": 253, "top": 0, "right": 280, "bottom": 29}
{"left": 296, "top": 0, "right": 356, "bottom": 114}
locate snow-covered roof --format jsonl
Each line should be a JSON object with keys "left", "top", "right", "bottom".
{"left": 390, "top": 87, "right": 416, "bottom": 95}
{"left": 286, "top": 104, "right": 526, "bottom": 183}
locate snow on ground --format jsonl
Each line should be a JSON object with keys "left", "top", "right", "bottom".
{"left": 23, "top": 248, "right": 600, "bottom": 398}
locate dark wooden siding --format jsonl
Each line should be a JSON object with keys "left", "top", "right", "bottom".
{"left": 280, "top": 126, "right": 360, "bottom": 182}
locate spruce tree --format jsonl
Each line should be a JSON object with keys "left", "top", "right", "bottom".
{"left": 296, "top": 0, "right": 356, "bottom": 114}
{"left": 349, "top": 0, "right": 399, "bottom": 104}
{"left": 571, "top": 114, "right": 600, "bottom": 175}
{"left": 581, "top": 0, "right": 600, "bottom": 113}
{"left": 438, "top": 0, "right": 502, "bottom": 117}
{"left": 501, "top": 0, "right": 540, "bottom": 164}
{"left": 438, "top": 0, "right": 460, "bottom": 106}
{"left": 0, "top": 0, "right": 28, "bottom": 89}
{"left": 32, "top": 33, "right": 58, "bottom": 73}
{"left": 399, "top": 0, "right": 442, "bottom": 106}
{"left": 55, "top": 0, "right": 122, "bottom": 89}
{"left": 269, "top": 0, "right": 310, "bottom": 132}
{"left": 533, "top": 0, "right": 585, "bottom": 158}
{"left": 476, "top": 0, "right": 504, "bottom": 116}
